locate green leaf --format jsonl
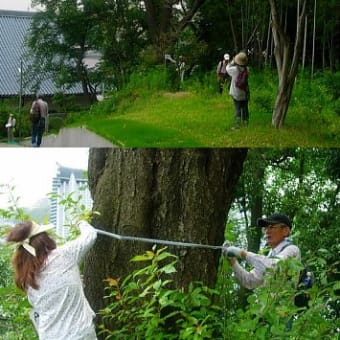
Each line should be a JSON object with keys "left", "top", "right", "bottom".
{"left": 131, "top": 254, "right": 153, "bottom": 262}
{"left": 161, "top": 263, "right": 177, "bottom": 274}
{"left": 153, "top": 280, "right": 162, "bottom": 290}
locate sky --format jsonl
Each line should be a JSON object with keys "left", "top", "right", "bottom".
{"left": 0, "top": 148, "right": 89, "bottom": 208}
{"left": 0, "top": 0, "right": 36, "bottom": 11}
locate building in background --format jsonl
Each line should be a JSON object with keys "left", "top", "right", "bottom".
{"left": 0, "top": 10, "right": 85, "bottom": 100}
{"left": 50, "top": 164, "right": 92, "bottom": 238}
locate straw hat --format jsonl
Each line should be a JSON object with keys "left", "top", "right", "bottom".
{"left": 234, "top": 52, "right": 248, "bottom": 66}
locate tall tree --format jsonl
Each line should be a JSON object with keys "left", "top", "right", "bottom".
{"left": 319, "top": 0, "right": 339, "bottom": 71}
{"left": 29, "top": 0, "right": 103, "bottom": 102}
{"left": 238, "top": 149, "right": 268, "bottom": 253}
{"left": 95, "top": 0, "right": 147, "bottom": 89}
{"left": 232, "top": 149, "right": 295, "bottom": 253}
{"left": 232, "top": 148, "right": 340, "bottom": 261}
{"left": 143, "top": 0, "right": 207, "bottom": 59}
{"left": 83, "top": 148, "right": 247, "bottom": 313}
{"left": 269, "top": 0, "right": 308, "bottom": 128}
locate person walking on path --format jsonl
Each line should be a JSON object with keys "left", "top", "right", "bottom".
{"left": 30, "top": 95, "right": 48, "bottom": 147}
{"left": 6, "top": 220, "right": 98, "bottom": 339}
{"left": 226, "top": 51, "right": 250, "bottom": 129}
{"left": 5, "top": 113, "right": 16, "bottom": 143}
{"left": 216, "top": 53, "right": 230, "bottom": 94}
{"left": 222, "top": 213, "right": 301, "bottom": 289}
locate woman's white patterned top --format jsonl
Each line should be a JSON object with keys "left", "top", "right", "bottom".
{"left": 27, "top": 220, "right": 97, "bottom": 340}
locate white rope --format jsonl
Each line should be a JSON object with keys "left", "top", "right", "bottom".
{"left": 95, "top": 229, "right": 224, "bottom": 251}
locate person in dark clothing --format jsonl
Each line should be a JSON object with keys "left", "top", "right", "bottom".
{"left": 30, "top": 95, "right": 48, "bottom": 147}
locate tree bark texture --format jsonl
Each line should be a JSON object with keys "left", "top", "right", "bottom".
{"left": 271, "top": 77, "right": 295, "bottom": 127}
{"left": 83, "top": 148, "right": 247, "bottom": 313}
{"left": 269, "top": 0, "right": 307, "bottom": 128}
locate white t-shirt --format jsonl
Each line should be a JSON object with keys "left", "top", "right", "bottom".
{"left": 27, "top": 221, "right": 97, "bottom": 340}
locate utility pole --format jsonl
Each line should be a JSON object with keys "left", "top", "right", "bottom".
{"left": 18, "top": 58, "right": 23, "bottom": 139}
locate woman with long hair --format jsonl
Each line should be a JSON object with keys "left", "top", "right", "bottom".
{"left": 6, "top": 220, "right": 97, "bottom": 339}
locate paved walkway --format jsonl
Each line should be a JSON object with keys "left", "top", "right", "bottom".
{"left": 0, "top": 127, "right": 114, "bottom": 147}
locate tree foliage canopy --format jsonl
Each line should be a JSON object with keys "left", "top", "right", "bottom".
{"left": 28, "top": 0, "right": 339, "bottom": 109}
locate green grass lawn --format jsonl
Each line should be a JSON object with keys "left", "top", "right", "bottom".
{"left": 68, "top": 90, "right": 338, "bottom": 147}
{"left": 66, "top": 69, "right": 339, "bottom": 147}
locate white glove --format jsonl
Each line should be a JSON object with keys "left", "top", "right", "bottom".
{"left": 222, "top": 241, "right": 231, "bottom": 257}
{"left": 224, "top": 246, "right": 243, "bottom": 258}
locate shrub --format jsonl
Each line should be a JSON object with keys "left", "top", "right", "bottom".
{"left": 0, "top": 288, "right": 37, "bottom": 340}
{"left": 48, "top": 115, "right": 66, "bottom": 132}
{"left": 0, "top": 246, "right": 37, "bottom": 339}
{"left": 99, "top": 249, "right": 339, "bottom": 339}
{"left": 127, "top": 66, "right": 168, "bottom": 93}
{"left": 90, "top": 98, "right": 116, "bottom": 116}
{"left": 99, "top": 247, "right": 222, "bottom": 339}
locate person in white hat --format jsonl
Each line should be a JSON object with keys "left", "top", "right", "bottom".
{"left": 5, "top": 113, "right": 16, "bottom": 143}
{"left": 216, "top": 53, "right": 231, "bottom": 94}
{"left": 6, "top": 220, "right": 98, "bottom": 339}
{"left": 226, "top": 51, "right": 250, "bottom": 129}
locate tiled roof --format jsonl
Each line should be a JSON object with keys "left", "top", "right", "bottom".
{"left": 0, "top": 10, "right": 83, "bottom": 97}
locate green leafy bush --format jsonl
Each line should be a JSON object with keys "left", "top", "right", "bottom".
{"left": 48, "top": 115, "right": 67, "bottom": 132}
{"left": 0, "top": 246, "right": 12, "bottom": 288}
{"left": 127, "top": 66, "right": 168, "bottom": 93}
{"left": 99, "top": 247, "right": 222, "bottom": 339}
{"left": 90, "top": 98, "right": 116, "bottom": 116}
{"left": 0, "top": 285, "right": 37, "bottom": 340}
{"left": 99, "top": 248, "right": 339, "bottom": 339}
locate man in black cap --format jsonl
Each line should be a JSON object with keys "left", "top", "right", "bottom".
{"left": 222, "top": 213, "right": 301, "bottom": 289}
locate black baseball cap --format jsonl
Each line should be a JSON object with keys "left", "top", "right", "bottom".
{"left": 257, "top": 213, "right": 292, "bottom": 229}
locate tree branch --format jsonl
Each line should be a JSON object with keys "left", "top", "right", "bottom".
{"left": 289, "top": 0, "right": 308, "bottom": 80}
{"left": 176, "top": 0, "right": 206, "bottom": 35}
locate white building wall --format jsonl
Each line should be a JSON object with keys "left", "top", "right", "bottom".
{"left": 50, "top": 165, "right": 92, "bottom": 239}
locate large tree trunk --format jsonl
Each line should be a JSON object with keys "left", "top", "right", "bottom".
{"left": 83, "top": 148, "right": 247, "bottom": 315}
{"left": 269, "top": 0, "right": 308, "bottom": 128}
